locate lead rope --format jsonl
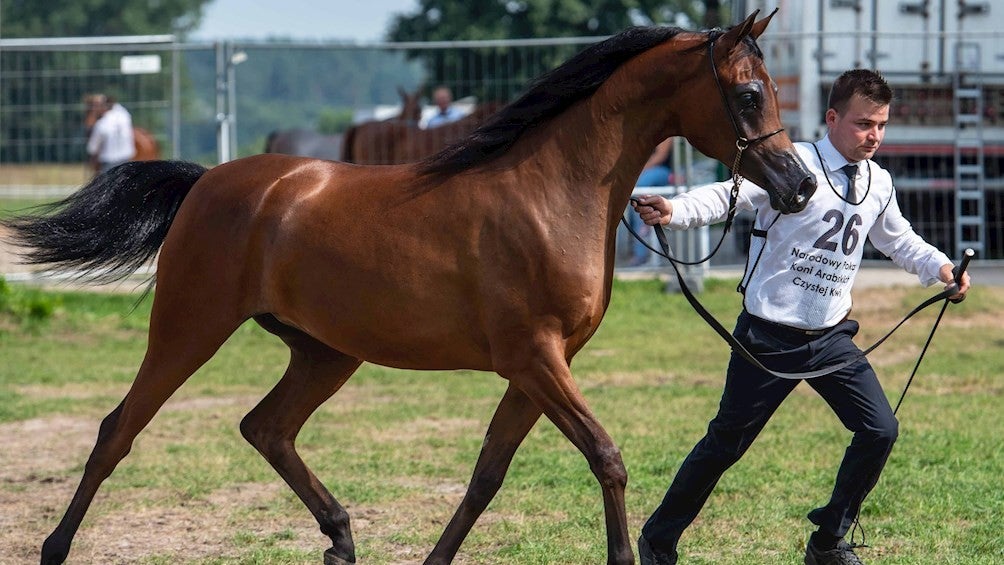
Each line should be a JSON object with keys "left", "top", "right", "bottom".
{"left": 622, "top": 104, "right": 970, "bottom": 378}
{"left": 626, "top": 212, "right": 973, "bottom": 548}
{"left": 847, "top": 296, "right": 950, "bottom": 549}
{"left": 848, "top": 250, "right": 972, "bottom": 549}
{"left": 619, "top": 212, "right": 968, "bottom": 380}
{"left": 626, "top": 143, "right": 744, "bottom": 266}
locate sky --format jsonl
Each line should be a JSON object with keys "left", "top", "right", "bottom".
{"left": 192, "top": 0, "right": 421, "bottom": 42}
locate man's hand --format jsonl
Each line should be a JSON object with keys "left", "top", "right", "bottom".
{"left": 630, "top": 195, "right": 672, "bottom": 226}
{"left": 939, "top": 262, "right": 971, "bottom": 302}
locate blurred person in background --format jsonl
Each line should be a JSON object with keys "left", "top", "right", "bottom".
{"left": 85, "top": 94, "right": 135, "bottom": 175}
{"left": 426, "top": 85, "right": 465, "bottom": 128}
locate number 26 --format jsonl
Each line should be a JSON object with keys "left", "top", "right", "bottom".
{"left": 813, "top": 210, "right": 862, "bottom": 255}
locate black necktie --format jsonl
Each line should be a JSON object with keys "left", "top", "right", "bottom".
{"left": 841, "top": 163, "right": 858, "bottom": 200}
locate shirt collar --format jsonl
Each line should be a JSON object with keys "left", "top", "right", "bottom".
{"left": 817, "top": 134, "right": 857, "bottom": 173}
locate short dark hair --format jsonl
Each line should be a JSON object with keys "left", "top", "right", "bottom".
{"left": 827, "top": 69, "right": 892, "bottom": 113}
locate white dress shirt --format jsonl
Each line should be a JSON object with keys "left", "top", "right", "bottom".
{"left": 426, "top": 106, "right": 465, "bottom": 128}
{"left": 87, "top": 103, "right": 136, "bottom": 165}
{"left": 667, "top": 135, "right": 951, "bottom": 330}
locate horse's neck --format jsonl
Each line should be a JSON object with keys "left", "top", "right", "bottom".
{"left": 516, "top": 88, "right": 681, "bottom": 225}
{"left": 533, "top": 37, "right": 703, "bottom": 221}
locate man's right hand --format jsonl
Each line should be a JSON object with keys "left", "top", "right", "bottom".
{"left": 631, "top": 195, "right": 672, "bottom": 226}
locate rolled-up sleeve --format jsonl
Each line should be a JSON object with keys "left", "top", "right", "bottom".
{"left": 868, "top": 190, "right": 952, "bottom": 286}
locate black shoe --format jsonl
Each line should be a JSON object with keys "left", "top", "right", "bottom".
{"left": 638, "top": 535, "right": 678, "bottom": 565}
{"left": 804, "top": 538, "right": 865, "bottom": 565}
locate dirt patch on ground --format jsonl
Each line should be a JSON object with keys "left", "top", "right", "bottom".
{"left": 1, "top": 473, "right": 323, "bottom": 564}
{"left": 0, "top": 401, "right": 507, "bottom": 565}
{"left": 0, "top": 401, "right": 320, "bottom": 564}
{"left": 0, "top": 416, "right": 96, "bottom": 483}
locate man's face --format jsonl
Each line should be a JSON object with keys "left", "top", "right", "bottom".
{"left": 825, "top": 93, "right": 889, "bottom": 162}
{"left": 86, "top": 99, "right": 107, "bottom": 117}
{"left": 434, "top": 89, "right": 451, "bottom": 110}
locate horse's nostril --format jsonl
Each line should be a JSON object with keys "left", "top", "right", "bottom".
{"left": 799, "top": 176, "right": 816, "bottom": 196}
{"left": 795, "top": 175, "right": 816, "bottom": 207}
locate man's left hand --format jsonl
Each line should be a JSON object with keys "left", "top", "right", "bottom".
{"left": 940, "top": 263, "right": 971, "bottom": 301}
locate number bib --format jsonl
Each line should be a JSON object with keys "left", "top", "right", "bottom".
{"left": 739, "top": 142, "right": 894, "bottom": 330}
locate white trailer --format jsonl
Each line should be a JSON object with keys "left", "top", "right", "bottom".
{"left": 733, "top": 0, "right": 1004, "bottom": 257}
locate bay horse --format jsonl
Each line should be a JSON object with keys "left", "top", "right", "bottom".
{"left": 83, "top": 94, "right": 160, "bottom": 171}
{"left": 7, "top": 11, "right": 814, "bottom": 565}
{"left": 341, "top": 100, "right": 504, "bottom": 165}
{"left": 266, "top": 86, "right": 423, "bottom": 160}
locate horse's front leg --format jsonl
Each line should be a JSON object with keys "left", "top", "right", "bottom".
{"left": 498, "top": 340, "right": 633, "bottom": 565}
{"left": 425, "top": 383, "right": 542, "bottom": 565}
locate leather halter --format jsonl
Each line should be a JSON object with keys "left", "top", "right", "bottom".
{"left": 708, "top": 33, "right": 785, "bottom": 207}
{"left": 688, "top": 33, "right": 789, "bottom": 246}
{"left": 628, "top": 33, "right": 787, "bottom": 268}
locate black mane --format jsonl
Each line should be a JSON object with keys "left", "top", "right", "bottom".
{"left": 417, "top": 21, "right": 769, "bottom": 178}
{"left": 418, "top": 26, "right": 686, "bottom": 176}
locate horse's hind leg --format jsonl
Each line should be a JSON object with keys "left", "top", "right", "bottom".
{"left": 425, "top": 384, "right": 542, "bottom": 565}
{"left": 240, "top": 315, "right": 362, "bottom": 564}
{"left": 40, "top": 300, "right": 245, "bottom": 565}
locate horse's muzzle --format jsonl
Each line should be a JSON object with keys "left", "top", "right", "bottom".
{"left": 773, "top": 174, "right": 815, "bottom": 214}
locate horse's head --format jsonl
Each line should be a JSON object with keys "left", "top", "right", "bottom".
{"left": 397, "top": 86, "right": 424, "bottom": 123}
{"left": 681, "top": 10, "right": 815, "bottom": 213}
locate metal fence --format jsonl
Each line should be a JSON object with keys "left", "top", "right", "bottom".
{"left": 2, "top": 31, "right": 1003, "bottom": 269}
{"left": 0, "top": 35, "right": 214, "bottom": 195}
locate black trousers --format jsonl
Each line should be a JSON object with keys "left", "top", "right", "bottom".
{"left": 641, "top": 311, "right": 899, "bottom": 552}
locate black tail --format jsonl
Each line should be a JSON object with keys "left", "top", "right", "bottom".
{"left": 2, "top": 160, "right": 208, "bottom": 282}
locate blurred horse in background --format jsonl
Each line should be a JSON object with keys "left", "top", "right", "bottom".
{"left": 264, "top": 86, "right": 422, "bottom": 160}
{"left": 341, "top": 100, "right": 506, "bottom": 165}
{"left": 263, "top": 129, "right": 346, "bottom": 161}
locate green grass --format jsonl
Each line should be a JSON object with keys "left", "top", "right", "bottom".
{"left": 0, "top": 197, "right": 57, "bottom": 220}
{"left": 1, "top": 280, "right": 1001, "bottom": 564}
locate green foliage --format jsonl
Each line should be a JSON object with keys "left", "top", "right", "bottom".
{"left": 386, "top": 1, "right": 728, "bottom": 102}
{"left": 317, "top": 108, "right": 355, "bottom": 135}
{"left": 229, "top": 47, "right": 424, "bottom": 156}
{"left": 387, "top": 0, "right": 717, "bottom": 42}
{"left": 0, "top": 1, "right": 739, "bottom": 165}
{"left": 0, "top": 276, "right": 58, "bottom": 326}
{"left": 0, "top": 0, "right": 212, "bottom": 38}
{"left": 0, "top": 1, "right": 205, "bottom": 164}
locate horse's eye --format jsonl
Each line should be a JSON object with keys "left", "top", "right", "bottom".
{"left": 738, "top": 91, "right": 758, "bottom": 110}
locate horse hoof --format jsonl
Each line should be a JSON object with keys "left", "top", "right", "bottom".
{"left": 323, "top": 548, "right": 355, "bottom": 565}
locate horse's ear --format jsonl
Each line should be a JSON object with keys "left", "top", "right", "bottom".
{"left": 397, "top": 85, "right": 407, "bottom": 99}
{"left": 717, "top": 10, "right": 760, "bottom": 53}
{"left": 750, "top": 8, "right": 778, "bottom": 40}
